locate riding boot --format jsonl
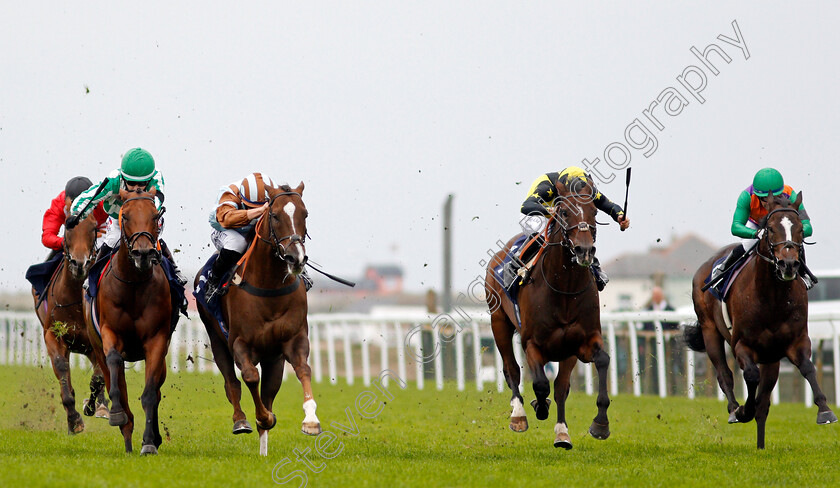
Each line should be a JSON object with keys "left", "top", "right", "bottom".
{"left": 591, "top": 257, "right": 609, "bottom": 292}
{"left": 83, "top": 244, "right": 113, "bottom": 294}
{"left": 799, "top": 251, "right": 818, "bottom": 290}
{"left": 159, "top": 240, "right": 187, "bottom": 286}
{"left": 205, "top": 249, "right": 242, "bottom": 302}
{"left": 503, "top": 260, "right": 521, "bottom": 290}
{"left": 710, "top": 245, "right": 746, "bottom": 282}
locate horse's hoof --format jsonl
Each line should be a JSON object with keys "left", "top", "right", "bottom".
{"left": 233, "top": 419, "right": 253, "bottom": 435}
{"left": 256, "top": 412, "right": 277, "bottom": 431}
{"left": 83, "top": 398, "right": 95, "bottom": 417}
{"left": 509, "top": 416, "right": 528, "bottom": 433}
{"left": 301, "top": 422, "right": 322, "bottom": 436}
{"left": 95, "top": 404, "right": 110, "bottom": 419}
{"left": 728, "top": 411, "right": 740, "bottom": 424}
{"left": 554, "top": 432, "right": 573, "bottom": 450}
{"left": 109, "top": 410, "right": 128, "bottom": 427}
{"left": 140, "top": 445, "right": 158, "bottom": 455}
{"left": 68, "top": 419, "right": 85, "bottom": 435}
{"left": 530, "top": 399, "right": 551, "bottom": 421}
{"left": 817, "top": 411, "right": 838, "bottom": 425}
{"left": 588, "top": 421, "right": 610, "bottom": 440}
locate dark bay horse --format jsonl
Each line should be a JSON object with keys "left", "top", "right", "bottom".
{"left": 196, "top": 182, "right": 321, "bottom": 457}
{"left": 85, "top": 188, "right": 173, "bottom": 454}
{"left": 31, "top": 213, "right": 108, "bottom": 434}
{"left": 485, "top": 177, "right": 610, "bottom": 449}
{"left": 685, "top": 192, "right": 837, "bottom": 448}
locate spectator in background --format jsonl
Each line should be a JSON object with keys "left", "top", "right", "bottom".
{"left": 642, "top": 286, "right": 677, "bottom": 331}
{"left": 639, "top": 286, "right": 683, "bottom": 394}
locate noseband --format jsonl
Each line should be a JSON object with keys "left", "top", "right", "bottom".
{"left": 119, "top": 196, "right": 162, "bottom": 258}
{"left": 257, "top": 192, "right": 307, "bottom": 261}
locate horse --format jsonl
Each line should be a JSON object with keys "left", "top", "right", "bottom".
{"left": 685, "top": 192, "right": 837, "bottom": 449}
{"left": 84, "top": 188, "right": 173, "bottom": 454}
{"left": 195, "top": 182, "right": 321, "bottom": 457}
{"left": 485, "top": 176, "right": 611, "bottom": 449}
{"left": 31, "top": 213, "right": 108, "bottom": 434}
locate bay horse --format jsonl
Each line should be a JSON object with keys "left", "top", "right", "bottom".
{"left": 85, "top": 188, "right": 173, "bottom": 454}
{"left": 31, "top": 213, "right": 108, "bottom": 434}
{"left": 485, "top": 176, "right": 610, "bottom": 449}
{"left": 685, "top": 192, "right": 837, "bottom": 448}
{"left": 195, "top": 182, "right": 321, "bottom": 457}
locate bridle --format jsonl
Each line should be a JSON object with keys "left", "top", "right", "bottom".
{"left": 537, "top": 197, "right": 597, "bottom": 295}
{"left": 755, "top": 207, "right": 804, "bottom": 269}
{"left": 257, "top": 191, "right": 308, "bottom": 264}
{"left": 119, "top": 196, "right": 163, "bottom": 261}
{"left": 63, "top": 220, "right": 97, "bottom": 271}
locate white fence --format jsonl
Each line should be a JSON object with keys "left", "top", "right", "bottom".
{"left": 2, "top": 309, "right": 839, "bottom": 407}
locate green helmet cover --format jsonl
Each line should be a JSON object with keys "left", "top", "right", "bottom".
{"left": 120, "top": 148, "right": 156, "bottom": 182}
{"left": 752, "top": 168, "right": 784, "bottom": 197}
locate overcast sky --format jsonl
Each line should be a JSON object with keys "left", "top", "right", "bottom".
{"left": 2, "top": 2, "right": 838, "bottom": 295}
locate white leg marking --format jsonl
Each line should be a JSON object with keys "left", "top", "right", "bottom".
{"left": 510, "top": 397, "right": 526, "bottom": 417}
{"left": 303, "top": 399, "right": 320, "bottom": 424}
{"left": 555, "top": 422, "right": 569, "bottom": 436}
{"left": 780, "top": 216, "right": 793, "bottom": 242}
{"left": 259, "top": 430, "right": 268, "bottom": 457}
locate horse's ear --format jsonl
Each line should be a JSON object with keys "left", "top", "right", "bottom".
{"left": 554, "top": 181, "right": 567, "bottom": 196}
{"left": 793, "top": 191, "right": 803, "bottom": 209}
{"left": 295, "top": 181, "right": 305, "bottom": 195}
{"left": 118, "top": 188, "right": 130, "bottom": 201}
{"left": 147, "top": 187, "right": 157, "bottom": 197}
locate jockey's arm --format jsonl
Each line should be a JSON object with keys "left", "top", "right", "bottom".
{"left": 593, "top": 193, "right": 624, "bottom": 222}
{"left": 70, "top": 175, "right": 118, "bottom": 220}
{"left": 790, "top": 190, "right": 813, "bottom": 237}
{"left": 731, "top": 191, "right": 758, "bottom": 239}
{"left": 520, "top": 178, "right": 555, "bottom": 217}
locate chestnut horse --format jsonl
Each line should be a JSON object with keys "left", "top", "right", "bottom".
{"left": 485, "top": 176, "right": 610, "bottom": 449}
{"left": 196, "top": 182, "right": 321, "bottom": 457}
{"left": 31, "top": 213, "right": 108, "bottom": 434}
{"left": 685, "top": 192, "right": 837, "bottom": 449}
{"left": 85, "top": 189, "right": 172, "bottom": 454}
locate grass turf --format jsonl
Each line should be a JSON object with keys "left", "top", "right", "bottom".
{"left": 0, "top": 364, "right": 838, "bottom": 487}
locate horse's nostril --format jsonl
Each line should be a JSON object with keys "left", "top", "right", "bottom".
{"left": 574, "top": 246, "right": 583, "bottom": 255}
{"left": 284, "top": 255, "right": 297, "bottom": 265}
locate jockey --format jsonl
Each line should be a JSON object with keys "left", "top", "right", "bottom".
{"left": 516, "top": 166, "right": 630, "bottom": 291}
{"left": 42, "top": 177, "right": 108, "bottom": 260}
{"left": 203, "top": 172, "right": 312, "bottom": 301}
{"left": 710, "top": 167, "right": 815, "bottom": 288}
{"left": 66, "top": 148, "right": 187, "bottom": 287}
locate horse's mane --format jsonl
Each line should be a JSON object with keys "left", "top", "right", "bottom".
{"left": 275, "top": 184, "right": 293, "bottom": 192}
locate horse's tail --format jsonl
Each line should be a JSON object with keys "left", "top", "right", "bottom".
{"left": 681, "top": 321, "right": 706, "bottom": 352}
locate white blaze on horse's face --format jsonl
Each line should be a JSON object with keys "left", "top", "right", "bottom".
{"left": 283, "top": 202, "right": 306, "bottom": 265}
{"left": 780, "top": 216, "right": 793, "bottom": 242}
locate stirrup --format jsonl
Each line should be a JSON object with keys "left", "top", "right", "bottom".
{"left": 802, "top": 275, "right": 814, "bottom": 290}
{"left": 302, "top": 272, "right": 314, "bottom": 292}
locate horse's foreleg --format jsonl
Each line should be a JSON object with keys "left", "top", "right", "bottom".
{"left": 207, "top": 329, "right": 250, "bottom": 434}
{"left": 284, "top": 334, "right": 321, "bottom": 437}
{"left": 44, "top": 331, "right": 84, "bottom": 434}
{"left": 253, "top": 357, "right": 286, "bottom": 458}
{"left": 140, "top": 336, "right": 168, "bottom": 455}
{"left": 733, "top": 342, "right": 759, "bottom": 424}
{"left": 232, "top": 338, "right": 275, "bottom": 436}
{"left": 589, "top": 347, "right": 611, "bottom": 441}
{"left": 84, "top": 354, "right": 108, "bottom": 418}
{"left": 491, "top": 316, "right": 527, "bottom": 432}
{"left": 104, "top": 343, "right": 133, "bottom": 453}
{"left": 702, "top": 325, "right": 739, "bottom": 419}
{"left": 524, "top": 342, "right": 550, "bottom": 421}
{"left": 755, "top": 362, "right": 780, "bottom": 449}
{"left": 787, "top": 339, "right": 838, "bottom": 425}
{"left": 553, "top": 357, "right": 576, "bottom": 449}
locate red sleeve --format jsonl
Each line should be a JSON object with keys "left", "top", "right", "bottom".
{"left": 93, "top": 203, "right": 109, "bottom": 227}
{"left": 41, "top": 200, "right": 65, "bottom": 251}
